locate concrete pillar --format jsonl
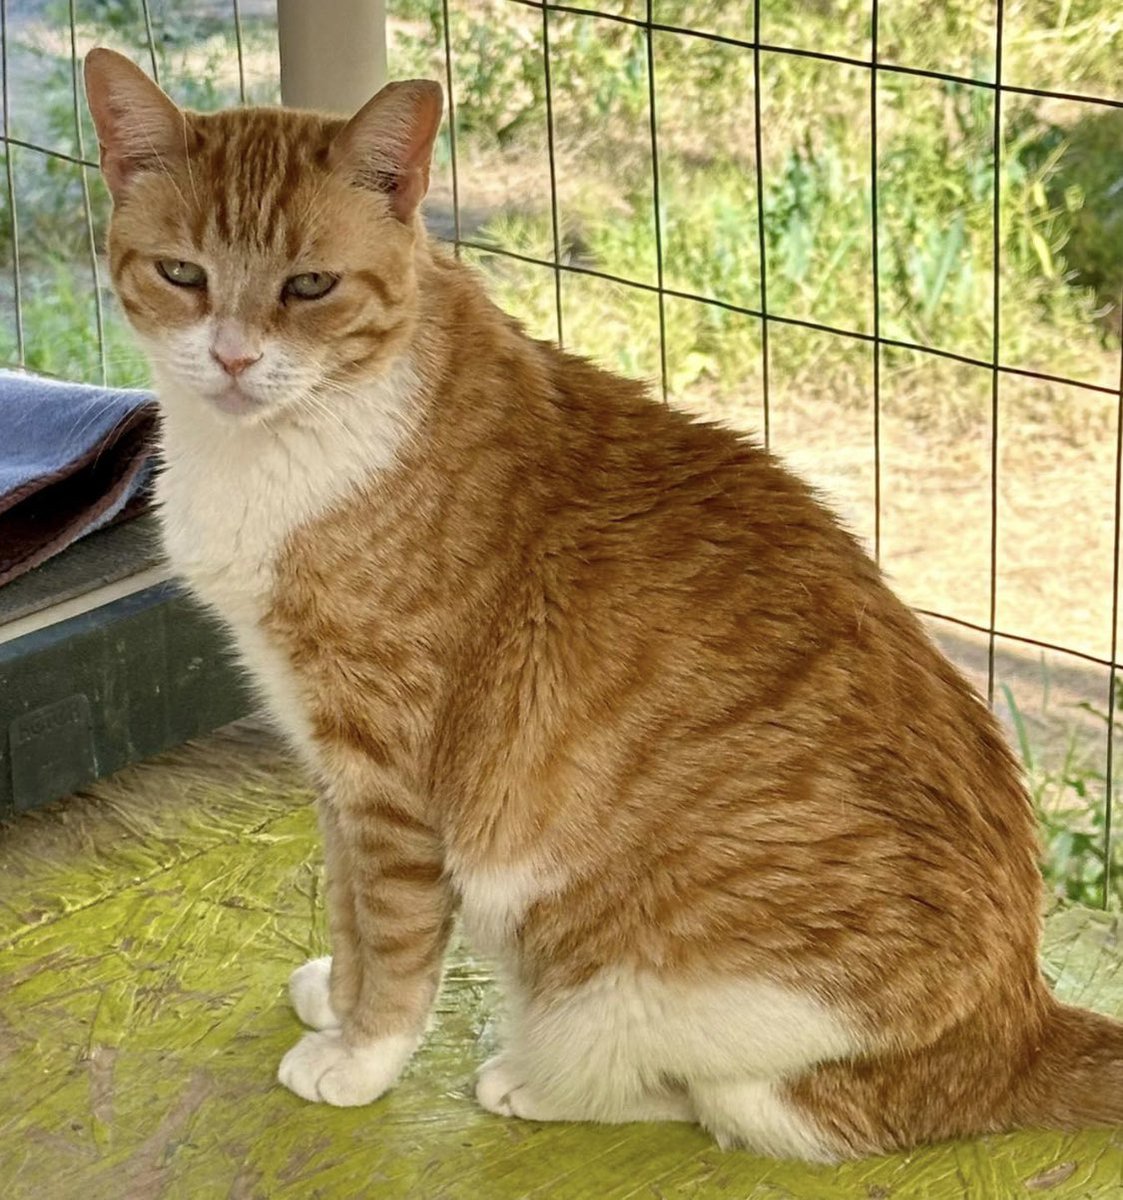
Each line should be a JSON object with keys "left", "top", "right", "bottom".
{"left": 277, "top": 0, "right": 387, "bottom": 114}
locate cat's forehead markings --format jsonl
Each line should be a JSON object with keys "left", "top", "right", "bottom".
{"left": 189, "top": 110, "right": 335, "bottom": 256}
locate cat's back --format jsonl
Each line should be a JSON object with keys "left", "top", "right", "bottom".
{"left": 487, "top": 335, "right": 884, "bottom": 641}
{"left": 421, "top": 254, "right": 869, "bottom": 607}
{"left": 459, "top": 327, "right": 1033, "bottom": 862}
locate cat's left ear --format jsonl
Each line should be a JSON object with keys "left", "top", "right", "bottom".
{"left": 84, "top": 48, "right": 188, "bottom": 202}
{"left": 330, "top": 80, "right": 443, "bottom": 223}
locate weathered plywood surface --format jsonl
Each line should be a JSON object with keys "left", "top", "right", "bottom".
{"left": 1, "top": 729, "right": 1121, "bottom": 1199}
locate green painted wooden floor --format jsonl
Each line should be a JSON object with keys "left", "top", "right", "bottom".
{"left": 1, "top": 724, "right": 1121, "bottom": 1199}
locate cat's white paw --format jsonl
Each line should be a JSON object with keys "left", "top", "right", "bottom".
{"left": 476, "top": 1054, "right": 547, "bottom": 1120}
{"left": 288, "top": 957, "right": 340, "bottom": 1030}
{"left": 476, "top": 1054, "right": 694, "bottom": 1124}
{"left": 278, "top": 1029, "right": 418, "bottom": 1106}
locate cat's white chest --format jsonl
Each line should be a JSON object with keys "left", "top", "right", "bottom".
{"left": 155, "top": 390, "right": 407, "bottom": 759}
{"left": 153, "top": 363, "right": 420, "bottom": 764}
{"left": 154, "top": 357, "right": 418, "bottom": 618}
{"left": 158, "top": 463, "right": 281, "bottom": 619}
{"left": 158, "top": 457, "right": 320, "bottom": 757}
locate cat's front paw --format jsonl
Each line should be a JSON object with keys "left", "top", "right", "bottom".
{"left": 475, "top": 1054, "right": 546, "bottom": 1120}
{"left": 278, "top": 1030, "right": 418, "bottom": 1106}
{"left": 288, "top": 957, "right": 340, "bottom": 1030}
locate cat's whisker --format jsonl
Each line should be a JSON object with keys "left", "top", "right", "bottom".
{"left": 181, "top": 133, "right": 199, "bottom": 206}
{"left": 293, "top": 389, "right": 356, "bottom": 442}
{"left": 146, "top": 142, "right": 190, "bottom": 212}
{"left": 64, "top": 395, "right": 133, "bottom": 448}
{"left": 295, "top": 168, "right": 340, "bottom": 237}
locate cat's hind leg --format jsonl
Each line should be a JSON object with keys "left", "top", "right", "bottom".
{"left": 474, "top": 1049, "right": 843, "bottom": 1159}
{"left": 688, "top": 1077, "right": 840, "bottom": 1161}
{"left": 477, "top": 965, "right": 861, "bottom": 1153}
{"left": 475, "top": 1054, "right": 694, "bottom": 1123}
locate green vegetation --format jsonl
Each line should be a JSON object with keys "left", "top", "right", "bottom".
{"left": 0, "top": 0, "right": 1120, "bottom": 904}
{"left": 394, "top": 0, "right": 1122, "bottom": 429}
{"left": 1004, "top": 677, "right": 1123, "bottom": 909}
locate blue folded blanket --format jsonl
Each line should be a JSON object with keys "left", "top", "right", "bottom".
{"left": 0, "top": 369, "right": 158, "bottom": 588}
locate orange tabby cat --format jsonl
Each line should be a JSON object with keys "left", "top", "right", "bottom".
{"left": 85, "top": 47, "right": 1122, "bottom": 1160}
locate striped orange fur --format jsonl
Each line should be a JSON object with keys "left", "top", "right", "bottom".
{"left": 86, "top": 48, "right": 1123, "bottom": 1159}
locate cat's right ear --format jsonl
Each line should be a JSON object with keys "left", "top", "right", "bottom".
{"left": 330, "top": 80, "right": 444, "bottom": 223}
{"left": 84, "top": 48, "right": 188, "bottom": 201}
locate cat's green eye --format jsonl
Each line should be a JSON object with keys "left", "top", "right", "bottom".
{"left": 156, "top": 259, "right": 206, "bottom": 288}
{"left": 284, "top": 272, "right": 338, "bottom": 301}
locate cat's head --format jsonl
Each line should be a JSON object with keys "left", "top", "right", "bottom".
{"left": 84, "top": 48, "right": 442, "bottom": 423}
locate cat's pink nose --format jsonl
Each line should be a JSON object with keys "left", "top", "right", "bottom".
{"left": 211, "top": 347, "right": 262, "bottom": 377}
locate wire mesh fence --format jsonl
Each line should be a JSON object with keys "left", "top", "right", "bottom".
{"left": 0, "top": 0, "right": 274, "bottom": 388}
{"left": 1, "top": 0, "right": 1121, "bottom": 907}
{"left": 415, "top": 0, "right": 1123, "bottom": 908}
